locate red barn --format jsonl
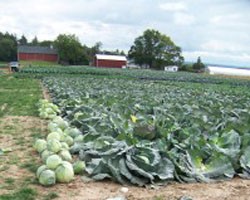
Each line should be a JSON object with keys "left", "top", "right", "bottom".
{"left": 18, "top": 45, "right": 58, "bottom": 62}
{"left": 94, "top": 54, "right": 127, "bottom": 68}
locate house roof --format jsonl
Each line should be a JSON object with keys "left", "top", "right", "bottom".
{"left": 95, "top": 54, "right": 127, "bottom": 61}
{"left": 18, "top": 45, "right": 58, "bottom": 55}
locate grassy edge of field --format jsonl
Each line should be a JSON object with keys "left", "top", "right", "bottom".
{"left": 0, "top": 75, "right": 59, "bottom": 200}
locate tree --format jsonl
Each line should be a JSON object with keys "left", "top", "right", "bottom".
{"left": 0, "top": 32, "right": 17, "bottom": 61}
{"left": 39, "top": 40, "right": 54, "bottom": 47}
{"left": 18, "top": 35, "right": 28, "bottom": 45}
{"left": 31, "top": 36, "right": 39, "bottom": 45}
{"left": 54, "top": 34, "right": 87, "bottom": 65}
{"left": 128, "top": 29, "right": 184, "bottom": 69}
{"left": 192, "top": 57, "right": 205, "bottom": 72}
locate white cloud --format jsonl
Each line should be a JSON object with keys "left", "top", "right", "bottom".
{"left": 0, "top": 0, "right": 249, "bottom": 66}
{"left": 159, "top": 2, "right": 187, "bottom": 12}
{"left": 173, "top": 13, "right": 195, "bottom": 26}
{"left": 201, "top": 40, "right": 244, "bottom": 53}
{"left": 183, "top": 51, "right": 250, "bottom": 66}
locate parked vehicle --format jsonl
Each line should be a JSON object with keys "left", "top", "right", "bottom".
{"left": 9, "top": 61, "right": 19, "bottom": 72}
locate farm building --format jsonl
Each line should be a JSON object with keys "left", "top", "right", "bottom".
{"left": 94, "top": 54, "right": 127, "bottom": 68}
{"left": 18, "top": 45, "right": 58, "bottom": 62}
{"left": 208, "top": 66, "right": 250, "bottom": 76}
{"left": 164, "top": 65, "right": 179, "bottom": 72}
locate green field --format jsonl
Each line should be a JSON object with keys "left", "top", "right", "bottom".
{"left": 0, "top": 62, "right": 8, "bottom": 68}
{"left": 1, "top": 66, "right": 250, "bottom": 199}
{"left": 40, "top": 69, "right": 250, "bottom": 185}
{"left": 0, "top": 76, "right": 41, "bottom": 117}
{"left": 20, "top": 61, "right": 60, "bottom": 68}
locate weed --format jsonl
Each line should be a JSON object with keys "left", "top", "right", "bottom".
{"left": 4, "top": 178, "right": 15, "bottom": 185}
{"left": 43, "top": 192, "right": 59, "bottom": 200}
{"left": 0, "top": 187, "right": 37, "bottom": 200}
{"left": 20, "top": 160, "right": 40, "bottom": 173}
{"left": 0, "top": 165, "right": 9, "bottom": 172}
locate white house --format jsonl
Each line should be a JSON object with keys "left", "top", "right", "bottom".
{"left": 164, "top": 66, "right": 179, "bottom": 72}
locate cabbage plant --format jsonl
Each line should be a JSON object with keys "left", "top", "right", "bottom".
{"left": 46, "top": 154, "right": 62, "bottom": 170}
{"left": 73, "top": 161, "right": 85, "bottom": 174}
{"left": 34, "top": 139, "right": 47, "bottom": 153}
{"left": 39, "top": 169, "right": 56, "bottom": 186}
{"left": 55, "top": 161, "right": 74, "bottom": 183}
{"left": 59, "top": 150, "right": 72, "bottom": 162}
{"left": 47, "top": 139, "right": 62, "bottom": 153}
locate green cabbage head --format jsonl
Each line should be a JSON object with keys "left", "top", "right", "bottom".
{"left": 47, "top": 139, "right": 62, "bottom": 153}
{"left": 46, "top": 154, "right": 62, "bottom": 170}
{"left": 34, "top": 139, "right": 47, "bottom": 153}
{"left": 59, "top": 150, "right": 72, "bottom": 162}
{"left": 39, "top": 169, "right": 56, "bottom": 186}
{"left": 55, "top": 161, "right": 74, "bottom": 183}
{"left": 73, "top": 160, "right": 85, "bottom": 174}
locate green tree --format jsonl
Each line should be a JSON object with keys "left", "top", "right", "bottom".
{"left": 39, "top": 40, "right": 54, "bottom": 47}
{"left": 128, "top": 29, "right": 184, "bottom": 69}
{"left": 0, "top": 32, "right": 17, "bottom": 61}
{"left": 54, "top": 34, "right": 87, "bottom": 65}
{"left": 192, "top": 56, "right": 205, "bottom": 72}
{"left": 31, "top": 36, "right": 39, "bottom": 45}
{"left": 18, "top": 35, "right": 28, "bottom": 45}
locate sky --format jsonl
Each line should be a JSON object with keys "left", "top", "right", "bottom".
{"left": 0, "top": 0, "right": 250, "bottom": 66}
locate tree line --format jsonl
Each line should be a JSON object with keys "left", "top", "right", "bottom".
{"left": 0, "top": 32, "right": 125, "bottom": 65}
{"left": 0, "top": 29, "right": 205, "bottom": 71}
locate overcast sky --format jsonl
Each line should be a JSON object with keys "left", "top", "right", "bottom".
{"left": 0, "top": 0, "right": 250, "bottom": 66}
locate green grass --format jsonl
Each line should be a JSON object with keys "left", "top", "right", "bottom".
{"left": 0, "top": 62, "right": 8, "bottom": 68}
{"left": 0, "top": 187, "right": 37, "bottom": 200}
{"left": 20, "top": 159, "right": 40, "bottom": 174}
{"left": 43, "top": 192, "right": 59, "bottom": 200}
{"left": 0, "top": 76, "right": 42, "bottom": 117}
{"left": 4, "top": 178, "right": 15, "bottom": 185}
{"left": 20, "top": 61, "right": 60, "bottom": 68}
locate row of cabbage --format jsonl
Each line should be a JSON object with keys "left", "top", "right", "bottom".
{"left": 18, "top": 66, "right": 250, "bottom": 87}
{"left": 34, "top": 100, "right": 85, "bottom": 186}
{"left": 38, "top": 76, "right": 250, "bottom": 186}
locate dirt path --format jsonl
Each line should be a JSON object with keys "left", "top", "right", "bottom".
{"left": 1, "top": 116, "right": 250, "bottom": 200}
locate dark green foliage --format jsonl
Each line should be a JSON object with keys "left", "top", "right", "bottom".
{"left": 18, "top": 66, "right": 250, "bottom": 87}
{"left": 192, "top": 57, "right": 205, "bottom": 72}
{"left": 128, "top": 29, "right": 184, "bottom": 69}
{"left": 31, "top": 36, "right": 39, "bottom": 46}
{"left": 18, "top": 35, "right": 28, "bottom": 45}
{"left": 0, "top": 32, "right": 17, "bottom": 61}
{"left": 54, "top": 34, "right": 88, "bottom": 65}
{"left": 37, "top": 73, "right": 250, "bottom": 185}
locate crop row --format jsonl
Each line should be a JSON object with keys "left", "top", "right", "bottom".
{"left": 18, "top": 66, "right": 250, "bottom": 87}
{"left": 41, "top": 76, "right": 250, "bottom": 185}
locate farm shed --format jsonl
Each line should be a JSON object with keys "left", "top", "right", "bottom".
{"left": 94, "top": 54, "right": 127, "bottom": 68}
{"left": 164, "top": 66, "right": 179, "bottom": 72}
{"left": 18, "top": 45, "right": 58, "bottom": 62}
{"left": 208, "top": 66, "right": 250, "bottom": 77}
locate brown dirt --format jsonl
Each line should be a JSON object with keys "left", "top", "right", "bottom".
{"left": 32, "top": 176, "right": 250, "bottom": 200}
{"left": 0, "top": 68, "right": 11, "bottom": 74}
{"left": 41, "top": 84, "right": 51, "bottom": 100}
{"left": 1, "top": 116, "right": 250, "bottom": 200}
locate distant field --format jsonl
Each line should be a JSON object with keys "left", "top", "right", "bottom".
{"left": 20, "top": 60, "right": 61, "bottom": 68}
{"left": 0, "top": 62, "right": 8, "bottom": 68}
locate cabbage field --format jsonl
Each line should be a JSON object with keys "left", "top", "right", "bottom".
{"left": 20, "top": 67, "right": 250, "bottom": 187}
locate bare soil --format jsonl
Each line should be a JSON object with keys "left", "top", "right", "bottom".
{"left": 0, "top": 67, "right": 11, "bottom": 74}
{"left": 41, "top": 84, "right": 51, "bottom": 100}
{"left": 1, "top": 116, "right": 250, "bottom": 200}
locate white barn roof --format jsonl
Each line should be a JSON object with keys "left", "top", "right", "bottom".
{"left": 95, "top": 54, "right": 127, "bottom": 61}
{"left": 208, "top": 66, "right": 250, "bottom": 76}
